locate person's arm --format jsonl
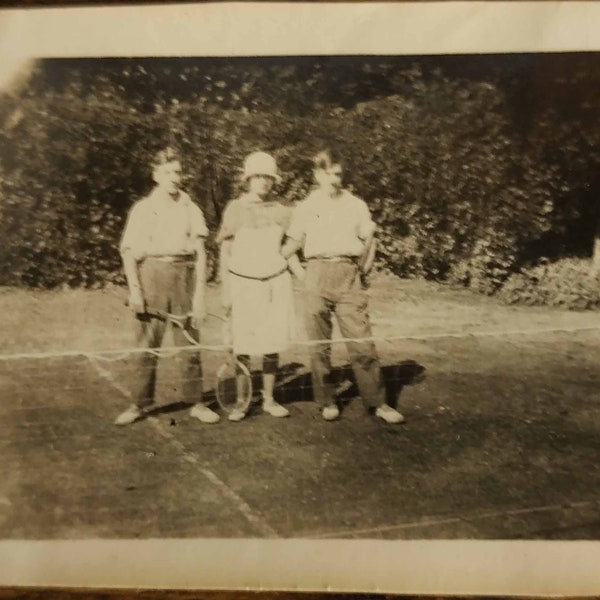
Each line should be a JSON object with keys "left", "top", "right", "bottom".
{"left": 286, "top": 252, "right": 305, "bottom": 281}
{"left": 122, "top": 249, "right": 145, "bottom": 314}
{"left": 191, "top": 238, "right": 207, "bottom": 329}
{"left": 120, "top": 203, "right": 146, "bottom": 314}
{"left": 281, "top": 201, "right": 307, "bottom": 278}
{"left": 356, "top": 199, "right": 378, "bottom": 274}
{"left": 215, "top": 201, "right": 236, "bottom": 314}
{"left": 281, "top": 237, "right": 303, "bottom": 260}
{"left": 220, "top": 239, "right": 233, "bottom": 314}
{"left": 281, "top": 204, "right": 305, "bottom": 259}
{"left": 358, "top": 231, "right": 377, "bottom": 275}
{"left": 188, "top": 199, "right": 209, "bottom": 328}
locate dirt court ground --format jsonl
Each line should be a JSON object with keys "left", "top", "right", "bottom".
{"left": 0, "top": 273, "right": 599, "bottom": 540}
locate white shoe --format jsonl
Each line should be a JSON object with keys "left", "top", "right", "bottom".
{"left": 114, "top": 405, "right": 145, "bottom": 426}
{"left": 322, "top": 405, "right": 340, "bottom": 421}
{"left": 375, "top": 404, "right": 405, "bottom": 424}
{"left": 228, "top": 407, "right": 247, "bottom": 422}
{"left": 262, "top": 397, "right": 290, "bottom": 418}
{"left": 190, "top": 404, "right": 220, "bottom": 424}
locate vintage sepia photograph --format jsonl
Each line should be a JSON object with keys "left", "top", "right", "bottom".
{"left": 1, "top": 1, "right": 600, "bottom": 594}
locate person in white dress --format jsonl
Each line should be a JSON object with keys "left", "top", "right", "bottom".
{"left": 217, "top": 152, "right": 302, "bottom": 422}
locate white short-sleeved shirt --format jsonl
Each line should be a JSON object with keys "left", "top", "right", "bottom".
{"left": 287, "top": 189, "right": 376, "bottom": 258}
{"left": 120, "top": 188, "right": 208, "bottom": 259}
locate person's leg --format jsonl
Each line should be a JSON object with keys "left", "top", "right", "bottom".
{"left": 226, "top": 354, "right": 251, "bottom": 423}
{"left": 261, "top": 353, "right": 289, "bottom": 417}
{"left": 262, "top": 353, "right": 278, "bottom": 399}
{"left": 172, "top": 321, "right": 205, "bottom": 404}
{"left": 236, "top": 354, "right": 252, "bottom": 403}
{"left": 115, "top": 259, "right": 167, "bottom": 425}
{"left": 336, "top": 273, "right": 404, "bottom": 424}
{"left": 134, "top": 315, "right": 167, "bottom": 406}
{"left": 304, "top": 290, "right": 335, "bottom": 409}
{"left": 336, "top": 292, "right": 384, "bottom": 409}
{"left": 173, "top": 262, "right": 220, "bottom": 424}
{"left": 303, "top": 262, "right": 339, "bottom": 420}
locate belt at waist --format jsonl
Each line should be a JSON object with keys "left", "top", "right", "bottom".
{"left": 307, "top": 255, "right": 359, "bottom": 264}
{"left": 229, "top": 267, "right": 288, "bottom": 281}
{"left": 145, "top": 254, "right": 196, "bottom": 264}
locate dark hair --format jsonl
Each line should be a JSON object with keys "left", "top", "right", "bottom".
{"left": 313, "top": 148, "right": 345, "bottom": 170}
{"left": 153, "top": 146, "right": 180, "bottom": 166}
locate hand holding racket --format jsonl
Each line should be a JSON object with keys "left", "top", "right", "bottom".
{"left": 128, "top": 286, "right": 146, "bottom": 315}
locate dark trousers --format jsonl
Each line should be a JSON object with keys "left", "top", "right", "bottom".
{"left": 303, "top": 260, "right": 384, "bottom": 409}
{"left": 131, "top": 258, "right": 205, "bottom": 408}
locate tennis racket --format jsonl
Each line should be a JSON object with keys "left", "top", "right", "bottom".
{"left": 213, "top": 313, "right": 253, "bottom": 415}
{"left": 140, "top": 307, "right": 253, "bottom": 415}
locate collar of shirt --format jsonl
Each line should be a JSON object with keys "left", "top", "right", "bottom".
{"left": 149, "top": 187, "right": 188, "bottom": 206}
{"left": 311, "top": 187, "right": 351, "bottom": 203}
{"left": 240, "top": 192, "right": 273, "bottom": 205}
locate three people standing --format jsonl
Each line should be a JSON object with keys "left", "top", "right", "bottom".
{"left": 116, "top": 147, "right": 404, "bottom": 425}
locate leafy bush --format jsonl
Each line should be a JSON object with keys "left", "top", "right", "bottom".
{"left": 497, "top": 258, "right": 600, "bottom": 309}
{"left": 2, "top": 59, "right": 600, "bottom": 297}
{"left": 335, "top": 77, "right": 558, "bottom": 292}
{"left": 0, "top": 90, "right": 329, "bottom": 287}
{"left": 0, "top": 89, "right": 169, "bottom": 288}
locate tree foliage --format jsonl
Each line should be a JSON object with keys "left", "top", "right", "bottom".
{"left": 1, "top": 55, "right": 600, "bottom": 302}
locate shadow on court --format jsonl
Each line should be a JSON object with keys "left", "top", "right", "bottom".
{"left": 272, "top": 359, "right": 426, "bottom": 407}
{"left": 132, "top": 359, "right": 426, "bottom": 422}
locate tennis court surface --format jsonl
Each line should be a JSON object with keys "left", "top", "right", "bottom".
{"left": 1, "top": 276, "right": 600, "bottom": 540}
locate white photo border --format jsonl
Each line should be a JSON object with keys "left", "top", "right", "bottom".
{"left": 1, "top": 2, "right": 600, "bottom": 595}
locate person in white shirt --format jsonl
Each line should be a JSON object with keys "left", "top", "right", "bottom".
{"left": 281, "top": 149, "right": 404, "bottom": 424}
{"left": 115, "top": 147, "right": 220, "bottom": 426}
{"left": 217, "top": 151, "right": 303, "bottom": 422}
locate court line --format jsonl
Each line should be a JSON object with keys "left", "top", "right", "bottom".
{"left": 88, "top": 358, "right": 279, "bottom": 539}
{"left": 147, "top": 419, "right": 279, "bottom": 538}
{"left": 2, "top": 325, "right": 600, "bottom": 362}
{"left": 89, "top": 356, "right": 132, "bottom": 399}
{"left": 308, "top": 499, "right": 600, "bottom": 539}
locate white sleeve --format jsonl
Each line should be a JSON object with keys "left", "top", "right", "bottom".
{"left": 119, "top": 201, "right": 147, "bottom": 259}
{"left": 286, "top": 201, "right": 307, "bottom": 242}
{"left": 356, "top": 199, "right": 376, "bottom": 240}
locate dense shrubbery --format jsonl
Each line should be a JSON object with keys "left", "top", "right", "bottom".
{"left": 337, "top": 84, "right": 558, "bottom": 294}
{"left": 0, "top": 89, "right": 168, "bottom": 287}
{"left": 1, "top": 57, "right": 600, "bottom": 308}
{"left": 497, "top": 258, "right": 600, "bottom": 310}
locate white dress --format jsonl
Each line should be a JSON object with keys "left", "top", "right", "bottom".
{"left": 217, "top": 194, "right": 295, "bottom": 356}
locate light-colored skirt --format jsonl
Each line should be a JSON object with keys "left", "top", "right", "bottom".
{"left": 230, "top": 270, "right": 295, "bottom": 355}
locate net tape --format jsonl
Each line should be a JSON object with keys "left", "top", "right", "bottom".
{"left": 0, "top": 324, "right": 599, "bottom": 363}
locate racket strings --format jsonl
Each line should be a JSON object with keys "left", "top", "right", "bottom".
{"left": 216, "top": 355, "right": 253, "bottom": 413}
